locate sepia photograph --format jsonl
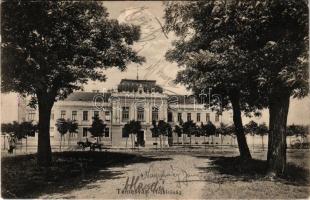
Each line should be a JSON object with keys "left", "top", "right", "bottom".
{"left": 1, "top": 0, "right": 309, "bottom": 199}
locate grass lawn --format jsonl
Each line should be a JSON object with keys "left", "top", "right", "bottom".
{"left": 195, "top": 149, "right": 310, "bottom": 199}
{"left": 1, "top": 151, "right": 169, "bottom": 198}
{"left": 1, "top": 148, "right": 309, "bottom": 199}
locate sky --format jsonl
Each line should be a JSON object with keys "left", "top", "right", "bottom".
{"left": 84, "top": 1, "right": 184, "bottom": 94}
{"left": 1, "top": 1, "right": 309, "bottom": 125}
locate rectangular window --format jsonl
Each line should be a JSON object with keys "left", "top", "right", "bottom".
{"left": 197, "top": 113, "right": 201, "bottom": 122}
{"left": 122, "top": 107, "right": 129, "bottom": 122}
{"left": 137, "top": 107, "right": 144, "bottom": 121}
{"left": 177, "top": 113, "right": 182, "bottom": 122}
{"left": 215, "top": 113, "right": 220, "bottom": 122}
{"left": 187, "top": 113, "right": 191, "bottom": 121}
{"left": 152, "top": 107, "right": 159, "bottom": 121}
{"left": 105, "top": 111, "right": 110, "bottom": 121}
{"left": 122, "top": 127, "right": 129, "bottom": 138}
{"left": 94, "top": 111, "right": 99, "bottom": 118}
{"left": 206, "top": 113, "right": 210, "bottom": 122}
{"left": 105, "top": 127, "right": 109, "bottom": 137}
{"left": 28, "top": 112, "right": 35, "bottom": 121}
{"left": 83, "top": 111, "right": 88, "bottom": 121}
{"left": 72, "top": 111, "right": 77, "bottom": 120}
{"left": 83, "top": 128, "right": 88, "bottom": 137}
{"left": 61, "top": 110, "right": 66, "bottom": 119}
{"left": 51, "top": 112, "right": 54, "bottom": 120}
{"left": 168, "top": 112, "right": 173, "bottom": 122}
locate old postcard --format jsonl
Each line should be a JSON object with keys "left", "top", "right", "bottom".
{"left": 1, "top": 1, "right": 309, "bottom": 199}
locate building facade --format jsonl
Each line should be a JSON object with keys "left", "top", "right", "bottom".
{"left": 26, "top": 79, "right": 232, "bottom": 147}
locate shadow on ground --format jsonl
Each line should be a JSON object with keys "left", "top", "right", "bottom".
{"left": 1, "top": 151, "right": 171, "bottom": 198}
{"left": 196, "top": 156, "right": 310, "bottom": 186}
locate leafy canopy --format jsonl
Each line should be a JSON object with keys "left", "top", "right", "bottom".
{"left": 88, "top": 115, "right": 107, "bottom": 138}
{"left": 201, "top": 121, "right": 216, "bottom": 137}
{"left": 182, "top": 120, "right": 197, "bottom": 137}
{"left": 125, "top": 120, "right": 142, "bottom": 135}
{"left": 157, "top": 120, "right": 172, "bottom": 137}
{"left": 174, "top": 125, "right": 183, "bottom": 137}
{"left": 1, "top": 121, "right": 37, "bottom": 138}
{"left": 164, "top": 0, "right": 308, "bottom": 115}
{"left": 67, "top": 119, "right": 78, "bottom": 134}
{"left": 1, "top": 1, "right": 145, "bottom": 100}
{"left": 55, "top": 118, "right": 68, "bottom": 135}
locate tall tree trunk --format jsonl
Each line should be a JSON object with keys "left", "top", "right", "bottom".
{"left": 267, "top": 89, "right": 290, "bottom": 176}
{"left": 221, "top": 135, "right": 223, "bottom": 151}
{"left": 68, "top": 133, "right": 70, "bottom": 147}
{"left": 37, "top": 95, "right": 53, "bottom": 166}
{"left": 230, "top": 92, "right": 252, "bottom": 160}
{"left": 204, "top": 135, "right": 206, "bottom": 151}
{"left": 3, "top": 135, "right": 5, "bottom": 150}
{"left": 253, "top": 134, "right": 255, "bottom": 151}
{"left": 59, "top": 135, "right": 62, "bottom": 151}
{"left": 131, "top": 134, "right": 134, "bottom": 151}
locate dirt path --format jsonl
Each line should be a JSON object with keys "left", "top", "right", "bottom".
{"left": 40, "top": 154, "right": 210, "bottom": 199}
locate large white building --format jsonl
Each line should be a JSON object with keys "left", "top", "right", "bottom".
{"left": 25, "top": 79, "right": 233, "bottom": 147}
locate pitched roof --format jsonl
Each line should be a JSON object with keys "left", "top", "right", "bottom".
{"left": 118, "top": 79, "right": 163, "bottom": 93}
{"left": 65, "top": 92, "right": 111, "bottom": 102}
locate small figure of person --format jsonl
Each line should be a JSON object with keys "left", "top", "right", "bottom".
{"left": 8, "top": 135, "right": 16, "bottom": 154}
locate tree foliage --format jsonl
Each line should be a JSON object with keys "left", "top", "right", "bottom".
{"left": 151, "top": 120, "right": 159, "bottom": 137}
{"left": 202, "top": 121, "right": 216, "bottom": 137}
{"left": 122, "top": 123, "right": 131, "bottom": 138}
{"left": 55, "top": 118, "right": 68, "bottom": 136}
{"left": 1, "top": 1, "right": 145, "bottom": 97}
{"left": 1, "top": 1, "right": 144, "bottom": 165}
{"left": 67, "top": 119, "right": 78, "bottom": 136}
{"left": 1, "top": 121, "right": 37, "bottom": 139}
{"left": 164, "top": 1, "right": 269, "bottom": 115}
{"left": 158, "top": 120, "right": 172, "bottom": 137}
{"left": 256, "top": 123, "right": 269, "bottom": 137}
{"left": 125, "top": 120, "right": 142, "bottom": 136}
{"left": 182, "top": 120, "right": 196, "bottom": 137}
{"left": 245, "top": 120, "right": 259, "bottom": 135}
{"left": 88, "top": 115, "right": 106, "bottom": 139}
{"left": 164, "top": 0, "right": 308, "bottom": 174}
{"left": 174, "top": 125, "right": 183, "bottom": 137}
{"left": 287, "top": 124, "right": 308, "bottom": 138}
